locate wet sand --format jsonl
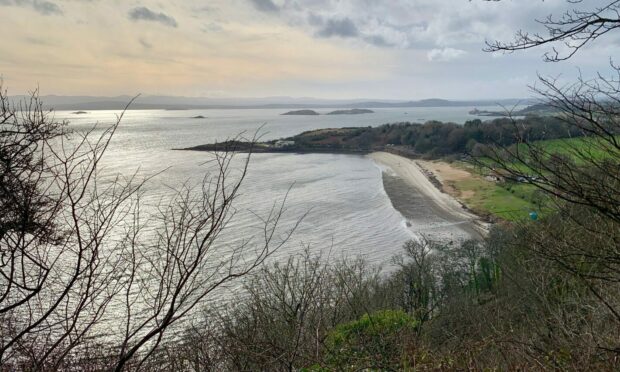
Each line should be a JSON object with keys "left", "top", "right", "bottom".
{"left": 369, "top": 152, "right": 487, "bottom": 241}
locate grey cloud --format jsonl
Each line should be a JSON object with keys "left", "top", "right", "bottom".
{"left": 129, "top": 7, "right": 178, "bottom": 28}
{"left": 31, "top": 0, "right": 61, "bottom": 15}
{"left": 259, "top": 0, "right": 592, "bottom": 51}
{"left": 203, "top": 22, "right": 224, "bottom": 33}
{"left": 249, "top": 0, "right": 279, "bottom": 12}
{"left": 139, "top": 38, "right": 152, "bottom": 49}
{"left": 363, "top": 34, "right": 394, "bottom": 48}
{"left": 316, "top": 18, "right": 358, "bottom": 38}
{"left": 307, "top": 12, "right": 323, "bottom": 26}
{"left": 313, "top": 16, "right": 392, "bottom": 47}
{"left": 0, "top": 0, "right": 62, "bottom": 15}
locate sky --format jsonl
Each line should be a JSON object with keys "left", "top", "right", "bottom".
{"left": 0, "top": 0, "right": 617, "bottom": 100}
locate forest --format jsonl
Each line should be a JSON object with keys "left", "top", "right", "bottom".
{"left": 283, "top": 114, "right": 587, "bottom": 158}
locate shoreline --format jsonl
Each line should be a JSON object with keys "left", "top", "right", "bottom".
{"left": 179, "top": 144, "right": 489, "bottom": 240}
{"left": 177, "top": 146, "right": 372, "bottom": 155}
{"left": 369, "top": 152, "right": 488, "bottom": 240}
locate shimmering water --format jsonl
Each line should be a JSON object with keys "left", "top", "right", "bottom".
{"left": 55, "top": 106, "right": 497, "bottom": 266}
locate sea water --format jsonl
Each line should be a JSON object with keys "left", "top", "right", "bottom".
{"left": 55, "top": 106, "right": 498, "bottom": 266}
{"left": 48, "top": 106, "right": 509, "bottom": 340}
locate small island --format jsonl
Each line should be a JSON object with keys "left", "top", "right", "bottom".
{"left": 72, "top": 111, "right": 88, "bottom": 114}
{"left": 326, "top": 109, "right": 374, "bottom": 115}
{"left": 192, "top": 115, "right": 206, "bottom": 119}
{"left": 281, "top": 110, "right": 320, "bottom": 116}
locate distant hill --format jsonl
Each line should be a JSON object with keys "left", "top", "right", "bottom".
{"left": 327, "top": 109, "right": 374, "bottom": 115}
{"left": 344, "top": 98, "right": 535, "bottom": 109}
{"left": 8, "top": 94, "right": 535, "bottom": 111}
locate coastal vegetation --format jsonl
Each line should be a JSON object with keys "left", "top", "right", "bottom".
{"left": 420, "top": 160, "right": 539, "bottom": 221}
{"left": 187, "top": 114, "right": 586, "bottom": 157}
{"left": 469, "top": 102, "right": 555, "bottom": 117}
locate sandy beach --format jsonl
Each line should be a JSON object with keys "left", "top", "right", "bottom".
{"left": 369, "top": 152, "right": 487, "bottom": 241}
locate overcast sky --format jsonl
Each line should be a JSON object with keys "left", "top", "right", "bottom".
{"left": 0, "top": 0, "right": 616, "bottom": 99}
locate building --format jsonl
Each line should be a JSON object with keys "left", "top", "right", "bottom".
{"left": 485, "top": 169, "right": 508, "bottom": 183}
{"left": 274, "top": 140, "right": 295, "bottom": 148}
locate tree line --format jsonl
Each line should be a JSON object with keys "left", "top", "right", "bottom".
{"left": 289, "top": 115, "right": 590, "bottom": 158}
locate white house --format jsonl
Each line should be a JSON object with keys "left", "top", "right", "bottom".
{"left": 274, "top": 140, "right": 295, "bottom": 148}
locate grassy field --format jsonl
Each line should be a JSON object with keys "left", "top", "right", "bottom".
{"left": 449, "top": 163, "right": 540, "bottom": 222}
{"left": 521, "top": 136, "right": 619, "bottom": 163}
{"left": 420, "top": 159, "right": 541, "bottom": 222}
{"left": 445, "top": 136, "right": 618, "bottom": 221}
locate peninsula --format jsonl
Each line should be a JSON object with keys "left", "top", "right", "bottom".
{"left": 181, "top": 113, "right": 578, "bottom": 228}
{"left": 182, "top": 111, "right": 573, "bottom": 158}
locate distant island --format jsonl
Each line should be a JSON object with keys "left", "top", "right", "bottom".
{"left": 192, "top": 115, "right": 206, "bottom": 119}
{"left": 72, "top": 111, "right": 88, "bottom": 114}
{"left": 326, "top": 109, "right": 374, "bottom": 115}
{"left": 282, "top": 110, "right": 320, "bottom": 115}
{"left": 282, "top": 108, "right": 374, "bottom": 116}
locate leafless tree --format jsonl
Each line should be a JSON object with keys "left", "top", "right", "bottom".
{"left": 148, "top": 247, "right": 386, "bottom": 371}
{"left": 0, "top": 84, "right": 298, "bottom": 370}
{"left": 476, "top": 0, "right": 620, "bottom": 230}
{"left": 471, "top": 0, "right": 620, "bottom": 362}
{"left": 477, "top": 72, "right": 620, "bottom": 224}
{"left": 485, "top": 0, "right": 620, "bottom": 62}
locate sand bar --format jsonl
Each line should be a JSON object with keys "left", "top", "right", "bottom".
{"left": 369, "top": 152, "right": 487, "bottom": 240}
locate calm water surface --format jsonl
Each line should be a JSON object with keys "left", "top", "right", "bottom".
{"left": 56, "top": 106, "right": 501, "bottom": 266}
{"left": 52, "top": 106, "right": 510, "bottom": 338}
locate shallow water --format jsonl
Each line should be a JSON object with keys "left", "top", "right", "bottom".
{"left": 55, "top": 106, "right": 498, "bottom": 266}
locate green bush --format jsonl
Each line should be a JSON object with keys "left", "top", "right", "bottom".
{"left": 323, "top": 310, "right": 418, "bottom": 370}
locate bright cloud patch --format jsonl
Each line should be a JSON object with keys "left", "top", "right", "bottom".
{"left": 427, "top": 48, "right": 467, "bottom": 62}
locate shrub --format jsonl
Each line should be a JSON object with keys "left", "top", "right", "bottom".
{"left": 323, "top": 310, "right": 418, "bottom": 370}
